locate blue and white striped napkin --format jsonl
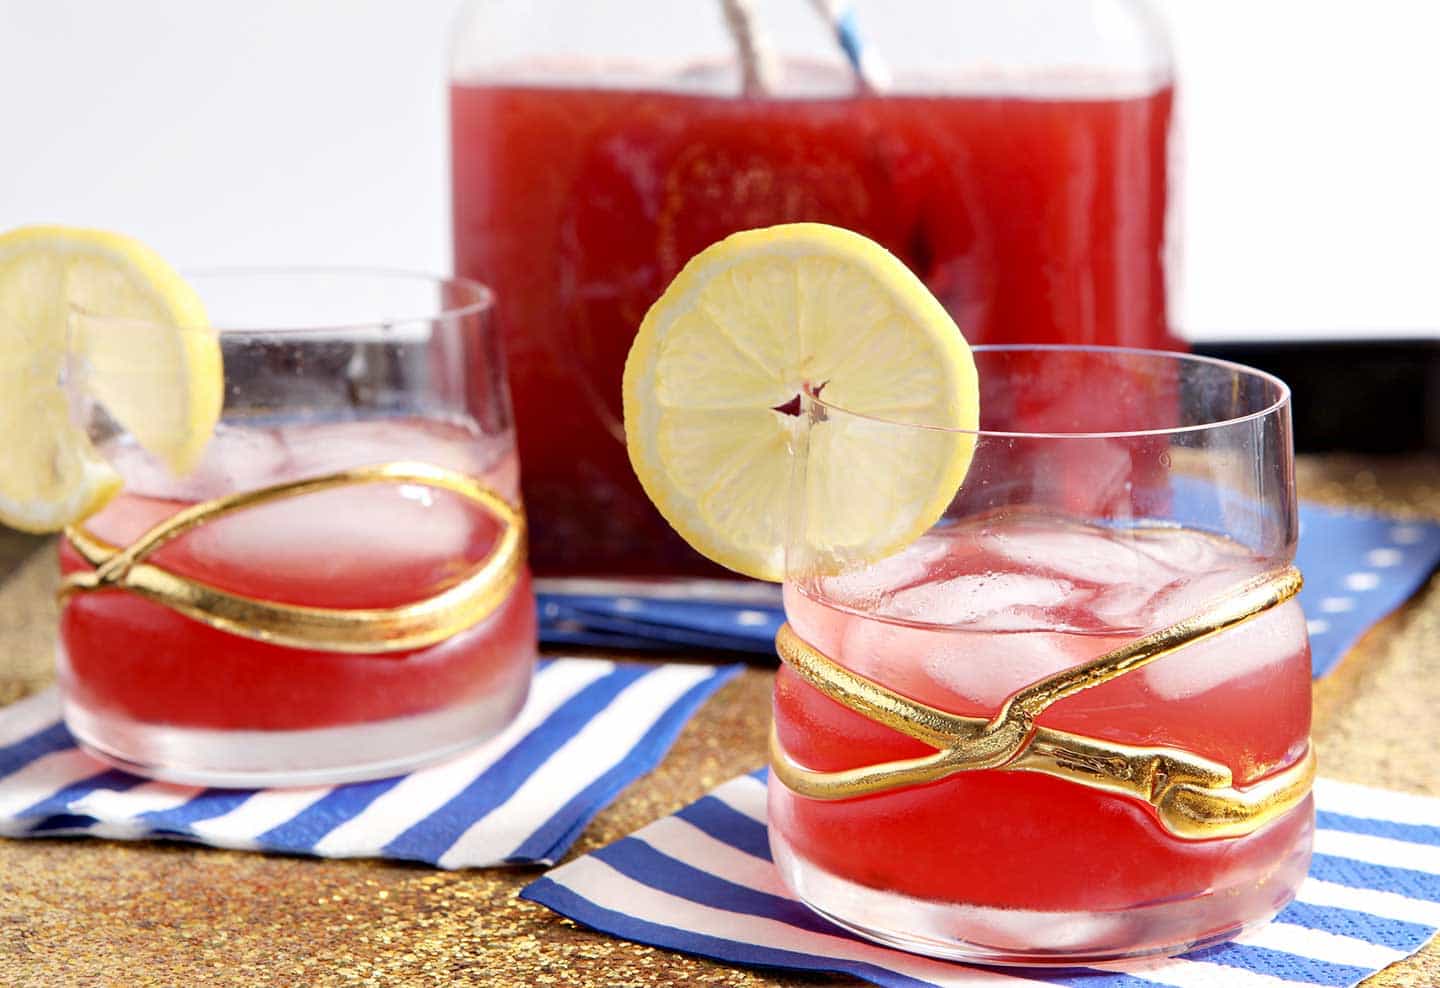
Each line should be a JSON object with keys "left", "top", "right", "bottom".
{"left": 537, "top": 503, "right": 1440, "bottom": 679}
{"left": 525, "top": 769, "right": 1440, "bottom": 988}
{"left": 0, "top": 658, "right": 740, "bottom": 867}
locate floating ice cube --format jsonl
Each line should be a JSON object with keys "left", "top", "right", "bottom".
{"left": 280, "top": 417, "right": 486, "bottom": 475}
{"left": 109, "top": 419, "right": 508, "bottom": 587}
{"left": 924, "top": 630, "right": 1093, "bottom": 708}
{"left": 979, "top": 524, "right": 1172, "bottom": 589}
{"left": 185, "top": 481, "right": 478, "bottom": 580}
{"left": 1140, "top": 595, "right": 1307, "bottom": 699}
{"left": 883, "top": 571, "right": 1080, "bottom": 629}
{"left": 817, "top": 532, "right": 953, "bottom": 612}
{"left": 1126, "top": 524, "right": 1234, "bottom": 573}
{"left": 1086, "top": 580, "right": 1170, "bottom": 630}
{"left": 108, "top": 416, "right": 517, "bottom": 502}
{"left": 870, "top": 625, "right": 1093, "bottom": 709}
{"left": 1142, "top": 562, "right": 1264, "bottom": 629}
{"left": 301, "top": 417, "right": 521, "bottom": 500}
{"left": 806, "top": 513, "right": 1298, "bottom": 709}
{"left": 107, "top": 424, "right": 290, "bottom": 501}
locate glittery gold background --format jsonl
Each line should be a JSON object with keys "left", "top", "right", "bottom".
{"left": 0, "top": 453, "right": 1436, "bottom": 987}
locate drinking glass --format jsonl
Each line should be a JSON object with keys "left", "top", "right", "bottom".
{"left": 58, "top": 271, "right": 536, "bottom": 787}
{"left": 770, "top": 345, "right": 1312, "bottom": 964}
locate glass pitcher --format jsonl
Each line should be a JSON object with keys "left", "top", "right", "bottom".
{"left": 450, "top": 0, "right": 1177, "bottom": 580}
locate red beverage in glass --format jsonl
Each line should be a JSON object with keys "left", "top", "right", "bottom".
{"left": 450, "top": 83, "right": 1176, "bottom": 576}
{"left": 59, "top": 417, "right": 536, "bottom": 784}
{"left": 769, "top": 346, "right": 1310, "bottom": 962}
{"left": 773, "top": 515, "right": 1313, "bottom": 919}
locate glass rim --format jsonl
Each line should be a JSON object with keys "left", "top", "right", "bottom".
{"left": 809, "top": 343, "right": 1293, "bottom": 440}
{"left": 68, "top": 267, "right": 495, "bottom": 336}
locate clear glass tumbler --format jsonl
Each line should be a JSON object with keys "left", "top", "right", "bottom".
{"left": 770, "top": 346, "right": 1313, "bottom": 964}
{"left": 57, "top": 271, "right": 536, "bottom": 787}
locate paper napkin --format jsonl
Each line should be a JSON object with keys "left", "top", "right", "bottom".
{"left": 0, "top": 658, "right": 740, "bottom": 867}
{"left": 526, "top": 769, "right": 1440, "bottom": 988}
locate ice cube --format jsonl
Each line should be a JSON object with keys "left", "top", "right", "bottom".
{"left": 1140, "top": 594, "right": 1306, "bottom": 699}
{"left": 1087, "top": 580, "right": 1172, "bottom": 631}
{"left": 265, "top": 416, "right": 519, "bottom": 502}
{"left": 279, "top": 417, "right": 489, "bottom": 477}
{"left": 883, "top": 571, "right": 1080, "bottom": 629}
{"left": 1126, "top": 524, "right": 1235, "bottom": 574}
{"left": 920, "top": 630, "right": 1092, "bottom": 708}
{"left": 836, "top": 614, "right": 1091, "bottom": 710}
{"left": 1142, "top": 562, "right": 1265, "bottom": 629}
{"left": 184, "top": 482, "right": 478, "bottom": 581}
{"left": 979, "top": 524, "right": 1172, "bottom": 589}
{"left": 107, "top": 424, "right": 290, "bottom": 502}
{"left": 817, "top": 532, "right": 953, "bottom": 612}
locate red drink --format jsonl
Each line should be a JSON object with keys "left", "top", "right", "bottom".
{"left": 771, "top": 514, "right": 1313, "bottom": 959}
{"left": 451, "top": 82, "right": 1175, "bottom": 576}
{"left": 58, "top": 417, "right": 537, "bottom": 785}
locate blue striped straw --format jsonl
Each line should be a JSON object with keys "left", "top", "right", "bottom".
{"left": 807, "top": 0, "right": 890, "bottom": 91}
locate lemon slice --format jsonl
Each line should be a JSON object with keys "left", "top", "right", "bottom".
{"left": 0, "top": 225, "right": 221, "bottom": 533}
{"left": 623, "top": 223, "right": 978, "bottom": 581}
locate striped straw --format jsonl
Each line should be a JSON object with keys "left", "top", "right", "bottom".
{"left": 806, "top": 0, "right": 890, "bottom": 92}
{"left": 721, "top": 0, "right": 889, "bottom": 96}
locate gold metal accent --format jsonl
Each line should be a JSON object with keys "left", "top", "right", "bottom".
{"left": 771, "top": 565, "right": 1315, "bottom": 840}
{"left": 60, "top": 461, "right": 525, "bottom": 655}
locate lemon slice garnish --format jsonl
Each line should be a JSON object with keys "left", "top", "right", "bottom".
{"left": 0, "top": 225, "right": 221, "bottom": 533}
{"left": 623, "top": 223, "right": 978, "bottom": 581}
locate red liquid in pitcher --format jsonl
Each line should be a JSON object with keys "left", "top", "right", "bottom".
{"left": 452, "top": 81, "right": 1175, "bottom": 575}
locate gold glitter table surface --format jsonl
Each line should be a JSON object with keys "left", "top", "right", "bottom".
{"left": 0, "top": 453, "right": 1436, "bottom": 988}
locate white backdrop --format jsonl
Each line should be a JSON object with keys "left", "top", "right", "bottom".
{"left": 2, "top": 0, "right": 1437, "bottom": 340}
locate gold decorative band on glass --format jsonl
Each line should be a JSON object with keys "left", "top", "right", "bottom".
{"left": 771, "top": 565, "right": 1314, "bottom": 841}
{"left": 59, "top": 461, "right": 525, "bottom": 655}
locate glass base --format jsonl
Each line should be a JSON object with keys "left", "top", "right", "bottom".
{"left": 769, "top": 825, "right": 1312, "bottom": 967}
{"left": 62, "top": 679, "right": 530, "bottom": 788}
